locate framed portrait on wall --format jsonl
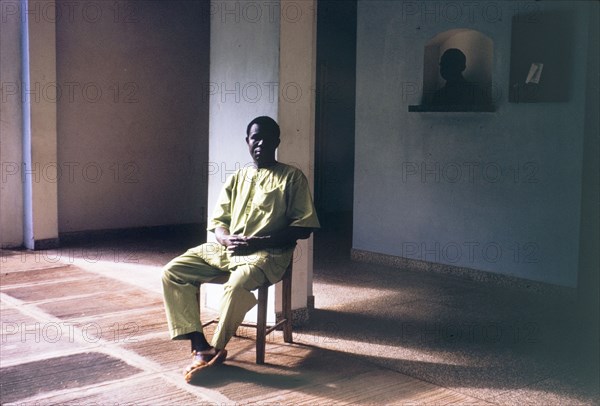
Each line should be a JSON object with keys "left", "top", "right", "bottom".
{"left": 509, "top": 10, "right": 574, "bottom": 103}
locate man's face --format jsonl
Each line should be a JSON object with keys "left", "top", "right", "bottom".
{"left": 246, "top": 123, "right": 280, "bottom": 165}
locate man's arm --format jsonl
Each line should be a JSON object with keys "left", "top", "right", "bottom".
{"left": 250, "top": 226, "right": 313, "bottom": 248}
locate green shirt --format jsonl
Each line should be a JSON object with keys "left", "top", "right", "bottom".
{"left": 204, "top": 162, "right": 320, "bottom": 283}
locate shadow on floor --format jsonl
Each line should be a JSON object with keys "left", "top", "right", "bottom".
{"left": 307, "top": 223, "right": 599, "bottom": 402}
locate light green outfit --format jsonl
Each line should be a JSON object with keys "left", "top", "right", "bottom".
{"left": 162, "top": 162, "right": 319, "bottom": 349}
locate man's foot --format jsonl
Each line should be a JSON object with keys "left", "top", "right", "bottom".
{"left": 184, "top": 347, "right": 227, "bottom": 383}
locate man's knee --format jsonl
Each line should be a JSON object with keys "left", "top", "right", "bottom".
{"left": 224, "top": 265, "right": 265, "bottom": 292}
{"left": 223, "top": 274, "right": 245, "bottom": 292}
{"left": 162, "top": 265, "right": 173, "bottom": 283}
{"left": 162, "top": 262, "right": 183, "bottom": 285}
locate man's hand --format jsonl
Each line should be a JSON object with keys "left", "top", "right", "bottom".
{"left": 215, "top": 226, "right": 313, "bottom": 255}
{"left": 215, "top": 227, "right": 238, "bottom": 249}
{"left": 215, "top": 227, "right": 255, "bottom": 255}
{"left": 224, "top": 235, "right": 259, "bottom": 255}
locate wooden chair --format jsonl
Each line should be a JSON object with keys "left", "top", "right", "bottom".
{"left": 201, "top": 259, "right": 294, "bottom": 364}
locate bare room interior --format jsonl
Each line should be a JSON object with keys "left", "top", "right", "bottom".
{"left": 1, "top": 0, "right": 598, "bottom": 404}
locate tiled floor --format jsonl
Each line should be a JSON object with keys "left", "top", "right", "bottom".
{"left": 1, "top": 232, "right": 598, "bottom": 405}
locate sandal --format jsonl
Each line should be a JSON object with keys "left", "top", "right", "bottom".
{"left": 184, "top": 348, "right": 228, "bottom": 382}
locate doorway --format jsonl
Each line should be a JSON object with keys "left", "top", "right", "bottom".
{"left": 314, "top": 0, "right": 357, "bottom": 257}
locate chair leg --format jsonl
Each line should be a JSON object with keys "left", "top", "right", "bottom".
{"left": 282, "top": 268, "right": 293, "bottom": 343}
{"left": 256, "top": 286, "right": 268, "bottom": 364}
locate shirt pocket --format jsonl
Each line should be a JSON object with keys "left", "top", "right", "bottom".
{"left": 252, "top": 185, "right": 284, "bottom": 213}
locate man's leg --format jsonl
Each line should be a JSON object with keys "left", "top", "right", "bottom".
{"left": 211, "top": 264, "right": 268, "bottom": 350}
{"left": 162, "top": 249, "right": 226, "bottom": 342}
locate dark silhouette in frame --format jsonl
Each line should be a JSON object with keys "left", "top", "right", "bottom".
{"left": 431, "top": 48, "right": 488, "bottom": 107}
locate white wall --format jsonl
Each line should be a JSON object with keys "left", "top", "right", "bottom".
{"left": 354, "top": 0, "right": 593, "bottom": 287}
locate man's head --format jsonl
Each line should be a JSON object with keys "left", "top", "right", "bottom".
{"left": 246, "top": 116, "right": 280, "bottom": 167}
{"left": 439, "top": 48, "right": 467, "bottom": 82}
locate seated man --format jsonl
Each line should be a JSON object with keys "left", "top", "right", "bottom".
{"left": 162, "top": 116, "right": 319, "bottom": 382}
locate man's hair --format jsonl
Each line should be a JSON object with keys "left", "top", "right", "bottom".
{"left": 246, "top": 116, "right": 280, "bottom": 139}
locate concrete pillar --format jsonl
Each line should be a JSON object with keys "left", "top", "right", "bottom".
{"left": 277, "top": 0, "right": 318, "bottom": 319}
{"left": 204, "top": 0, "right": 318, "bottom": 325}
{"left": 21, "top": 0, "right": 59, "bottom": 249}
{"left": 203, "top": 0, "right": 280, "bottom": 324}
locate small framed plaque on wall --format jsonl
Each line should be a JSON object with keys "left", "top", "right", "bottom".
{"left": 509, "top": 10, "right": 574, "bottom": 103}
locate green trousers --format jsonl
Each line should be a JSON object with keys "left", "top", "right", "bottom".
{"left": 161, "top": 245, "right": 268, "bottom": 350}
